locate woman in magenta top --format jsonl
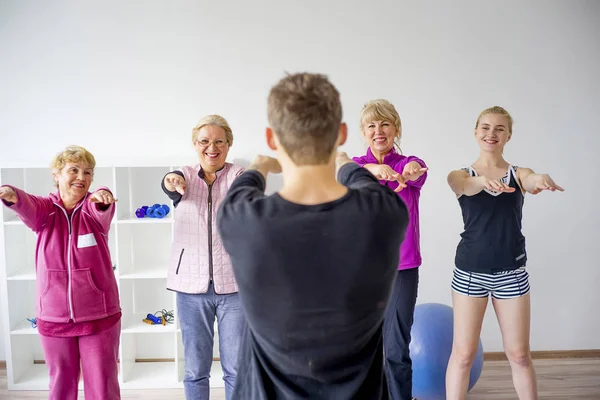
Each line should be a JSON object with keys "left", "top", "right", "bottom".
{"left": 352, "top": 99, "right": 427, "bottom": 400}
{"left": 0, "top": 145, "right": 121, "bottom": 400}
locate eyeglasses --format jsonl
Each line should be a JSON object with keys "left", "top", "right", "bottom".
{"left": 195, "top": 139, "right": 228, "bottom": 148}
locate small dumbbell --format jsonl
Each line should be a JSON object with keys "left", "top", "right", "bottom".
{"left": 152, "top": 204, "right": 170, "bottom": 218}
{"left": 135, "top": 205, "right": 149, "bottom": 218}
{"left": 145, "top": 204, "right": 159, "bottom": 218}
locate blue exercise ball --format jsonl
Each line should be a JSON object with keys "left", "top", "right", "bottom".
{"left": 409, "top": 303, "right": 483, "bottom": 400}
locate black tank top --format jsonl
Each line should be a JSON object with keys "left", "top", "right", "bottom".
{"left": 455, "top": 165, "right": 527, "bottom": 273}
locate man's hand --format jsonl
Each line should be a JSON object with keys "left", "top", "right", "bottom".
{"left": 335, "top": 152, "right": 355, "bottom": 171}
{"left": 363, "top": 164, "right": 407, "bottom": 192}
{"left": 248, "top": 155, "right": 282, "bottom": 178}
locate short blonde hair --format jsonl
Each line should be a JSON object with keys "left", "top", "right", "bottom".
{"left": 360, "top": 99, "right": 402, "bottom": 151}
{"left": 191, "top": 114, "right": 234, "bottom": 147}
{"left": 475, "top": 106, "right": 514, "bottom": 133}
{"left": 51, "top": 145, "right": 96, "bottom": 171}
{"left": 267, "top": 73, "right": 342, "bottom": 165}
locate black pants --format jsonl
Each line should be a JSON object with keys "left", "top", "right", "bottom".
{"left": 383, "top": 268, "right": 419, "bottom": 400}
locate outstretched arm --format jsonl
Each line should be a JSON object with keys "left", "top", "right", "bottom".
{"left": 0, "top": 185, "right": 53, "bottom": 231}
{"left": 163, "top": 172, "right": 187, "bottom": 195}
{"left": 246, "top": 155, "right": 282, "bottom": 179}
{"left": 447, "top": 169, "right": 515, "bottom": 196}
{"left": 219, "top": 155, "right": 281, "bottom": 207}
{"left": 217, "top": 155, "right": 280, "bottom": 244}
{"left": 360, "top": 163, "right": 407, "bottom": 192}
{"left": 87, "top": 188, "right": 117, "bottom": 233}
{"left": 396, "top": 158, "right": 428, "bottom": 188}
{"left": 0, "top": 186, "right": 18, "bottom": 204}
{"left": 337, "top": 152, "right": 397, "bottom": 191}
{"left": 517, "top": 168, "right": 564, "bottom": 194}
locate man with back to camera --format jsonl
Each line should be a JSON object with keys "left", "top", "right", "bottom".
{"left": 217, "top": 72, "right": 410, "bottom": 399}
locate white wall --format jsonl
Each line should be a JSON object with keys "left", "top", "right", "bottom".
{"left": 0, "top": 0, "right": 598, "bottom": 357}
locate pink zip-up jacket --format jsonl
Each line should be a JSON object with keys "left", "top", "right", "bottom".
{"left": 1, "top": 186, "right": 120, "bottom": 323}
{"left": 353, "top": 148, "right": 428, "bottom": 270}
{"left": 167, "top": 163, "right": 244, "bottom": 294}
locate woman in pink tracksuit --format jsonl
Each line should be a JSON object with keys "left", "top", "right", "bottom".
{"left": 352, "top": 99, "right": 428, "bottom": 400}
{"left": 0, "top": 145, "right": 121, "bottom": 400}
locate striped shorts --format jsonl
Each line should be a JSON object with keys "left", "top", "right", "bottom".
{"left": 451, "top": 267, "right": 530, "bottom": 299}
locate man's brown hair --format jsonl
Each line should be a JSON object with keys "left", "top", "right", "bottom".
{"left": 267, "top": 73, "right": 343, "bottom": 165}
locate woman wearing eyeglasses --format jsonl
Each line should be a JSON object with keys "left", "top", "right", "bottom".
{"left": 161, "top": 114, "right": 245, "bottom": 400}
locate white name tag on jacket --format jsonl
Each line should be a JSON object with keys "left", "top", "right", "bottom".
{"left": 77, "top": 233, "right": 97, "bottom": 248}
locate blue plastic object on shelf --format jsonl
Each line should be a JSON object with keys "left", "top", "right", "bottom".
{"left": 135, "top": 204, "right": 170, "bottom": 219}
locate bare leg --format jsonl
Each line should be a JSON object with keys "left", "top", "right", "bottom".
{"left": 493, "top": 293, "right": 538, "bottom": 400}
{"left": 445, "top": 291, "right": 488, "bottom": 400}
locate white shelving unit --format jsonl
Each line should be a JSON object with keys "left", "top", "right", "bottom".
{"left": 0, "top": 166, "right": 223, "bottom": 391}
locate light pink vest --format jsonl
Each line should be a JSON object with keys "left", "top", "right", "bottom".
{"left": 167, "top": 163, "right": 244, "bottom": 294}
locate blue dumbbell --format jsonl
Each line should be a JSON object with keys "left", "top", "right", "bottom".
{"left": 136, "top": 204, "right": 170, "bottom": 218}
{"left": 153, "top": 204, "right": 170, "bottom": 218}
{"left": 146, "top": 204, "right": 160, "bottom": 218}
{"left": 144, "top": 204, "right": 170, "bottom": 218}
{"left": 135, "top": 205, "right": 149, "bottom": 218}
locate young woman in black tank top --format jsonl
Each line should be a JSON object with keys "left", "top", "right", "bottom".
{"left": 445, "top": 106, "right": 564, "bottom": 400}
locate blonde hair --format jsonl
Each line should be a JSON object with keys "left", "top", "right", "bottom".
{"left": 191, "top": 114, "right": 234, "bottom": 147}
{"left": 267, "top": 72, "right": 342, "bottom": 165}
{"left": 475, "top": 106, "right": 514, "bottom": 133}
{"left": 51, "top": 145, "right": 96, "bottom": 171}
{"left": 360, "top": 99, "right": 402, "bottom": 152}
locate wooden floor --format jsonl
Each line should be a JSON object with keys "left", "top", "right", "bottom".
{"left": 0, "top": 358, "right": 598, "bottom": 399}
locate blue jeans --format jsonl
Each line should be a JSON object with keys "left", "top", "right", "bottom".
{"left": 177, "top": 283, "right": 245, "bottom": 400}
{"left": 384, "top": 268, "right": 419, "bottom": 400}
